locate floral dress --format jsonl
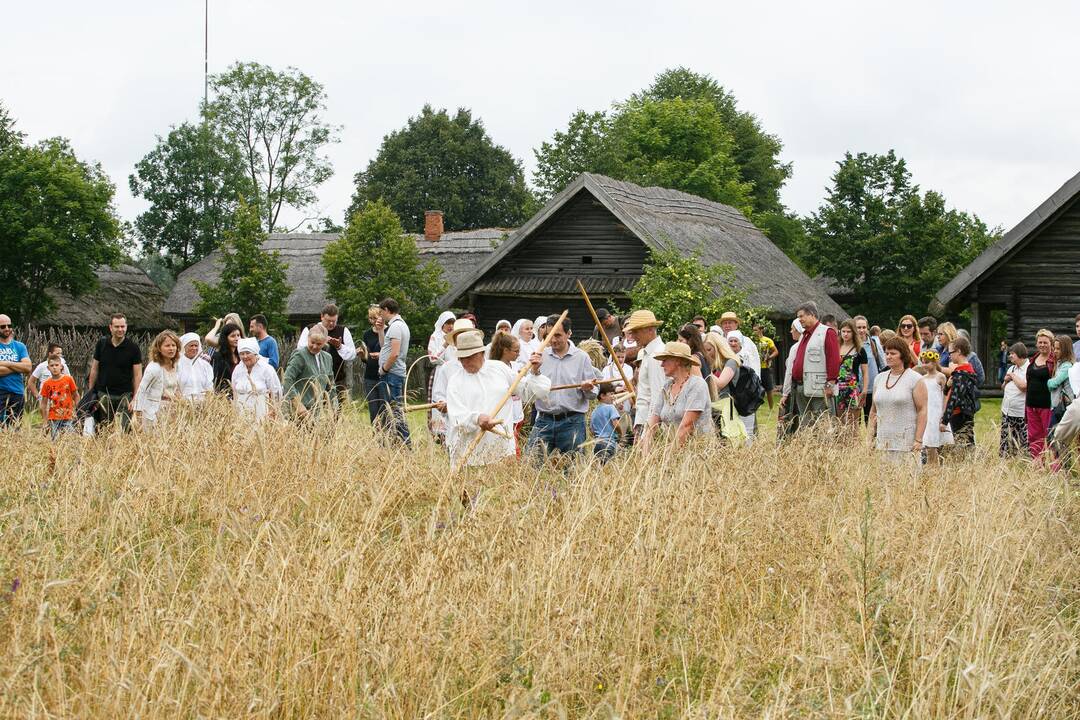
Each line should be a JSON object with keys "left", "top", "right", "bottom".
{"left": 837, "top": 346, "right": 866, "bottom": 411}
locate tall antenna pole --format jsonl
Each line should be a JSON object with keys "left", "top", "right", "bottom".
{"left": 203, "top": 0, "right": 209, "bottom": 110}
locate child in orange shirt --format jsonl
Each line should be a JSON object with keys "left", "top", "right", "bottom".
{"left": 39, "top": 357, "right": 79, "bottom": 439}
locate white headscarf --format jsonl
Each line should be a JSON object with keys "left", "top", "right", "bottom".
{"left": 534, "top": 315, "right": 548, "bottom": 331}
{"left": 496, "top": 319, "right": 511, "bottom": 332}
{"left": 178, "top": 332, "right": 213, "bottom": 400}
{"left": 428, "top": 311, "right": 457, "bottom": 361}
{"left": 512, "top": 318, "right": 538, "bottom": 356}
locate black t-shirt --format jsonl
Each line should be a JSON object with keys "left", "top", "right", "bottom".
{"left": 362, "top": 329, "right": 381, "bottom": 381}
{"left": 93, "top": 336, "right": 142, "bottom": 394}
{"left": 1026, "top": 361, "right": 1052, "bottom": 409}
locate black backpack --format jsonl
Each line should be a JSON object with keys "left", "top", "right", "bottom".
{"left": 732, "top": 366, "right": 766, "bottom": 416}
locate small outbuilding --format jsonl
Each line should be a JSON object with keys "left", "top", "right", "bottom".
{"left": 164, "top": 227, "right": 508, "bottom": 331}
{"left": 931, "top": 170, "right": 1080, "bottom": 361}
{"left": 440, "top": 173, "right": 847, "bottom": 334}
{"left": 38, "top": 264, "right": 172, "bottom": 331}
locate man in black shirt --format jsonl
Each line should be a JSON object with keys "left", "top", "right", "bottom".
{"left": 87, "top": 313, "right": 143, "bottom": 431}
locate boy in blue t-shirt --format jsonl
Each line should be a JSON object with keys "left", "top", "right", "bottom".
{"left": 0, "top": 315, "right": 32, "bottom": 427}
{"left": 589, "top": 382, "right": 621, "bottom": 463}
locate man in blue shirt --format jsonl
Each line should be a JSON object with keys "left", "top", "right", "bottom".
{"left": 249, "top": 314, "right": 280, "bottom": 370}
{"left": 0, "top": 314, "right": 32, "bottom": 427}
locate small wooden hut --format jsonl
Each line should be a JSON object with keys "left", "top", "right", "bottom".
{"left": 931, "top": 170, "right": 1080, "bottom": 360}
{"left": 38, "top": 264, "right": 172, "bottom": 331}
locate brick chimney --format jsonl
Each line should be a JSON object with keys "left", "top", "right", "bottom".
{"left": 424, "top": 210, "right": 444, "bottom": 242}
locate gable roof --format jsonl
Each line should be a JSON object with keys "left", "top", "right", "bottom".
{"left": 39, "top": 264, "right": 172, "bottom": 330}
{"left": 440, "top": 173, "right": 846, "bottom": 318}
{"left": 932, "top": 170, "right": 1080, "bottom": 313}
{"left": 164, "top": 229, "right": 507, "bottom": 320}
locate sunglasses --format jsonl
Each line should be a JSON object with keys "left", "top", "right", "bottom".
{"left": 900, "top": 324, "right": 914, "bottom": 329}
{"left": 0, "top": 324, "right": 10, "bottom": 329}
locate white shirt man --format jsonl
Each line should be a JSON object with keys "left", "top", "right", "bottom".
{"left": 622, "top": 310, "right": 666, "bottom": 430}
{"left": 445, "top": 330, "right": 549, "bottom": 467}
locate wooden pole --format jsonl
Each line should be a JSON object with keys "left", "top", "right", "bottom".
{"left": 549, "top": 381, "right": 596, "bottom": 392}
{"left": 454, "top": 309, "right": 569, "bottom": 470}
{"left": 576, "top": 279, "right": 636, "bottom": 398}
{"left": 404, "top": 401, "right": 439, "bottom": 413}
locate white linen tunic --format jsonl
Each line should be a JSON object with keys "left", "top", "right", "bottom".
{"left": 178, "top": 354, "right": 214, "bottom": 401}
{"left": 232, "top": 359, "right": 283, "bottom": 421}
{"left": 633, "top": 336, "right": 668, "bottom": 428}
{"left": 446, "top": 360, "right": 550, "bottom": 467}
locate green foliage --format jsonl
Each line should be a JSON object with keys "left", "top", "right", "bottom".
{"left": 129, "top": 121, "right": 255, "bottom": 272}
{"left": 611, "top": 97, "right": 754, "bottom": 214}
{"left": 348, "top": 105, "right": 536, "bottom": 233}
{"left": 0, "top": 125, "right": 122, "bottom": 324}
{"left": 533, "top": 68, "right": 791, "bottom": 229}
{"left": 628, "top": 246, "right": 772, "bottom": 334}
{"left": 193, "top": 199, "right": 292, "bottom": 332}
{"left": 323, "top": 200, "right": 448, "bottom": 336}
{"left": 802, "top": 150, "right": 997, "bottom": 326}
{"left": 207, "top": 62, "right": 339, "bottom": 233}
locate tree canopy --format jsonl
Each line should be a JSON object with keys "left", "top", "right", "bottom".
{"left": 323, "top": 200, "right": 448, "bottom": 336}
{"left": 206, "top": 62, "right": 338, "bottom": 233}
{"left": 193, "top": 199, "right": 292, "bottom": 332}
{"left": 0, "top": 111, "right": 122, "bottom": 324}
{"left": 129, "top": 121, "right": 255, "bottom": 273}
{"left": 348, "top": 105, "right": 536, "bottom": 234}
{"left": 802, "top": 150, "right": 997, "bottom": 326}
{"left": 534, "top": 68, "right": 790, "bottom": 212}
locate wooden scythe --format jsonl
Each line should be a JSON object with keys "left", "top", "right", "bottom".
{"left": 576, "top": 279, "right": 636, "bottom": 399}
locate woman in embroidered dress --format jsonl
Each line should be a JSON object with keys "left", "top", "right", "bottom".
{"left": 836, "top": 319, "right": 869, "bottom": 431}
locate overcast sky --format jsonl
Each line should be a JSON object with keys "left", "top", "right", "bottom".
{"left": 4, "top": 1, "right": 1079, "bottom": 236}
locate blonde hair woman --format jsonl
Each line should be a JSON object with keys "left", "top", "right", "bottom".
{"left": 132, "top": 330, "right": 181, "bottom": 428}
{"left": 936, "top": 321, "right": 959, "bottom": 368}
{"left": 204, "top": 312, "right": 245, "bottom": 349}
{"left": 896, "top": 314, "right": 921, "bottom": 357}
{"left": 1025, "top": 329, "right": 1055, "bottom": 461}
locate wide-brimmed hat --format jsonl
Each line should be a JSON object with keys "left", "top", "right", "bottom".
{"left": 454, "top": 329, "right": 486, "bottom": 358}
{"left": 622, "top": 310, "right": 663, "bottom": 333}
{"left": 446, "top": 318, "right": 477, "bottom": 342}
{"left": 652, "top": 341, "right": 700, "bottom": 366}
{"left": 719, "top": 311, "right": 740, "bottom": 324}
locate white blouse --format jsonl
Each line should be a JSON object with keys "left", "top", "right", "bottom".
{"left": 231, "top": 360, "right": 283, "bottom": 421}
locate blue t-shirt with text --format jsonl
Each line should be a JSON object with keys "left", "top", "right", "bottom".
{"left": 0, "top": 340, "right": 29, "bottom": 394}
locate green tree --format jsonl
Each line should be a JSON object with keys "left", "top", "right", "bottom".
{"left": 0, "top": 128, "right": 122, "bottom": 324}
{"left": 802, "top": 150, "right": 997, "bottom": 325}
{"left": 612, "top": 97, "right": 754, "bottom": 214}
{"left": 533, "top": 68, "right": 791, "bottom": 218}
{"left": 193, "top": 199, "right": 292, "bottom": 331}
{"left": 348, "top": 105, "right": 536, "bottom": 233}
{"left": 129, "top": 121, "right": 255, "bottom": 272}
{"left": 628, "top": 246, "right": 772, "bottom": 334}
{"left": 206, "top": 62, "right": 339, "bottom": 232}
{"left": 323, "top": 200, "right": 448, "bottom": 336}
{"left": 0, "top": 102, "right": 23, "bottom": 150}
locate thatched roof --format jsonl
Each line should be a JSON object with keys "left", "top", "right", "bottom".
{"left": 164, "top": 230, "right": 507, "bottom": 322}
{"left": 441, "top": 173, "right": 847, "bottom": 319}
{"left": 38, "top": 264, "right": 172, "bottom": 330}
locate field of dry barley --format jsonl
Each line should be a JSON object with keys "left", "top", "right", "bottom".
{"left": 0, "top": 401, "right": 1077, "bottom": 718}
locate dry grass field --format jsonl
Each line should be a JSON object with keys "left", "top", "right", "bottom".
{"left": 1, "top": 400, "right": 1077, "bottom": 718}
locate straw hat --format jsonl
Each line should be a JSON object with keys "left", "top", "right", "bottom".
{"left": 719, "top": 311, "right": 740, "bottom": 324}
{"left": 454, "top": 329, "right": 486, "bottom": 358}
{"left": 652, "top": 341, "right": 700, "bottom": 366}
{"left": 622, "top": 309, "right": 663, "bottom": 333}
{"left": 446, "top": 318, "right": 477, "bottom": 342}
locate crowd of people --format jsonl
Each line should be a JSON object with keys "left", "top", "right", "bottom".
{"left": 2, "top": 302, "right": 1080, "bottom": 471}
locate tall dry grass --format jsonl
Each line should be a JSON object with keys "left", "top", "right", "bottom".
{"left": 0, "top": 401, "right": 1077, "bottom": 718}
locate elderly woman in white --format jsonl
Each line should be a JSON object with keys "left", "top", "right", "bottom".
{"left": 232, "top": 337, "right": 282, "bottom": 421}
{"left": 177, "top": 332, "right": 214, "bottom": 402}
{"left": 725, "top": 332, "right": 758, "bottom": 442}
